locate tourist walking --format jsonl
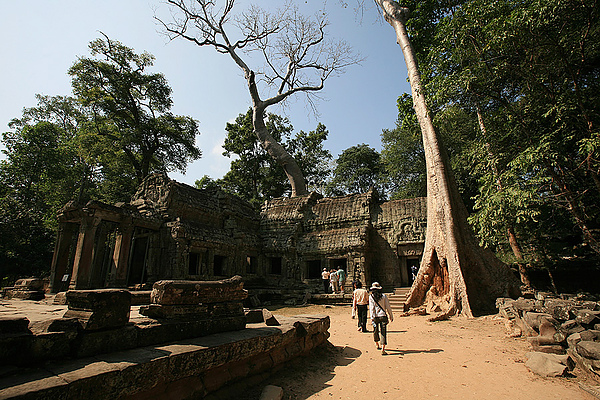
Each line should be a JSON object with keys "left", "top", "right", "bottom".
{"left": 369, "top": 282, "right": 394, "bottom": 355}
{"left": 337, "top": 267, "right": 346, "bottom": 293}
{"left": 329, "top": 269, "right": 339, "bottom": 293}
{"left": 321, "top": 268, "right": 330, "bottom": 293}
{"left": 352, "top": 281, "right": 369, "bottom": 332}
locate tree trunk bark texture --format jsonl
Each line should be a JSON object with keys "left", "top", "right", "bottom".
{"left": 376, "top": 0, "right": 520, "bottom": 318}
{"left": 252, "top": 107, "right": 308, "bottom": 197}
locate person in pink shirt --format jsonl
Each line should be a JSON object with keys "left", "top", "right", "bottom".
{"left": 352, "top": 280, "right": 369, "bottom": 332}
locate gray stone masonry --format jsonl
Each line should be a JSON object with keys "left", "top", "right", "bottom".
{"left": 497, "top": 292, "right": 600, "bottom": 380}
{"left": 0, "top": 314, "right": 330, "bottom": 400}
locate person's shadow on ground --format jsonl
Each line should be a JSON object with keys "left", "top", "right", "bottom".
{"left": 381, "top": 348, "right": 444, "bottom": 356}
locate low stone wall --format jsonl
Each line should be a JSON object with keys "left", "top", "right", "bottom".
{"left": 0, "top": 314, "right": 329, "bottom": 400}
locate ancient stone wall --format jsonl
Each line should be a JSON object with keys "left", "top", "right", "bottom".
{"left": 51, "top": 175, "right": 427, "bottom": 295}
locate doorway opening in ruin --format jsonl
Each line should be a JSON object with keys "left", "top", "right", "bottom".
{"left": 407, "top": 257, "right": 420, "bottom": 285}
{"left": 128, "top": 233, "right": 149, "bottom": 286}
{"left": 307, "top": 260, "right": 322, "bottom": 279}
{"left": 214, "top": 255, "right": 226, "bottom": 276}
{"left": 90, "top": 224, "right": 118, "bottom": 288}
{"left": 189, "top": 252, "right": 205, "bottom": 276}
{"left": 329, "top": 258, "right": 347, "bottom": 272}
{"left": 269, "top": 257, "right": 282, "bottom": 275}
{"left": 246, "top": 256, "right": 257, "bottom": 274}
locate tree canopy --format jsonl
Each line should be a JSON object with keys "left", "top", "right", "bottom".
{"left": 201, "top": 109, "right": 332, "bottom": 208}
{"left": 161, "top": 0, "right": 359, "bottom": 196}
{"left": 1, "top": 36, "right": 202, "bottom": 281}
{"left": 69, "top": 35, "right": 202, "bottom": 186}
{"left": 326, "top": 144, "right": 387, "bottom": 197}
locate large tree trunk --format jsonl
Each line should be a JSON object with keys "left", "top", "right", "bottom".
{"left": 376, "top": 0, "right": 520, "bottom": 318}
{"left": 252, "top": 106, "right": 308, "bottom": 197}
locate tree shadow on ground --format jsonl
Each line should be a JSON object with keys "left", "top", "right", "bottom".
{"left": 207, "top": 341, "right": 361, "bottom": 400}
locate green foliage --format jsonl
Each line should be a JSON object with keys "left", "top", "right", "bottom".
{"left": 217, "top": 109, "right": 332, "bottom": 208}
{"left": 381, "top": 94, "right": 426, "bottom": 199}
{"left": 399, "top": 0, "right": 600, "bottom": 259}
{"left": 69, "top": 35, "right": 201, "bottom": 185}
{"left": 326, "top": 144, "right": 386, "bottom": 197}
{"left": 1, "top": 36, "right": 202, "bottom": 280}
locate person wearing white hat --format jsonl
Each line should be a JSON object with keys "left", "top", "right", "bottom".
{"left": 369, "top": 282, "right": 394, "bottom": 355}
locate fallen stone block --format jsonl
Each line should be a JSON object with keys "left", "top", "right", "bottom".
{"left": 29, "top": 317, "right": 79, "bottom": 335}
{"left": 72, "top": 324, "right": 138, "bottom": 358}
{"left": 523, "top": 312, "right": 556, "bottom": 331}
{"left": 14, "top": 278, "right": 45, "bottom": 291}
{"left": 561, "top": 319, "right": 586, "bottom": 336}
{"left": 52, "top": 292, "right": 67, "bottom": 305}
{"left": 580, "top": 330, "right": 600, "bottom": 342}
{"left": 577, "top": 341, "right": 600, "bottom": 360}
{"left": 539, "top": 320, "right": 558, "bottom": 338}
{"left": 514, "top": 317, "right": 538, "bottom": 337}
{"left": 499, "top": 303, "right": 518, "bottom": 320}
{"left": 139, "top": 301, "right": 244, "bottom": 320}
{"left": 262, "top": 309, "right": 280, "bottom": 326}
{"left": 64, "top": 289, "right": 131, "bottom": 331}
{"left": 525, "top": 352, "right": 570, "bottom": 377}
{"left": 528, "top": 340, "right": 566, "bottom": 355}
{"left": 575, "top": 309, "right": 600, "bottom": 326}
{"left": 0, "top": 316, "right": 31, "bottom": 334}
{"left": 260, "top": 385, "right": 284, "bottom": 400}
{"left": 150, "top": 276, "right": 248, "bottom": 305}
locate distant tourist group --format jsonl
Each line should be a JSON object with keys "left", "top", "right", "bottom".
{"left": 321, "top": 267, "right": 346, "bottom": 294}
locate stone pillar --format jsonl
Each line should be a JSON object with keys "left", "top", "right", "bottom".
{"left": 112, "top": 223, "right": 134, "bottom": 287}
{"left": 69, "top": 216, "right": 102, "bottom": 290}
{"left": 49, "top": 222, "right": 78, "bottom": 293}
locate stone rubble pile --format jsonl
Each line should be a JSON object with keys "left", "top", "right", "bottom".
{"left": 1, "top": 278, "right": 46, "bottom": 301}
{"left": 497, "top": 292, "right": 600, "bottom": 379}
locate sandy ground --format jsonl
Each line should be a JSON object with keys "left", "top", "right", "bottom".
{"left": 229, "top": 304, "right": 598, "bottom": 400}
{"left": 2, "top": 299, "right": 598, "bottom": 399}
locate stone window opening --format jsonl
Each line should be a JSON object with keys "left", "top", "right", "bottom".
{"left": 246, "top": 256, "right": 257, "bottom": 274}
{"left": 188, "top": 252, "right": 202, "bottom": 276}
{"left": 213, "top": 255, "right": 226, "bottom": 276}
{"left": 307, "top": 259, "right": 322, "bottom": 279}
{"left": 269, "top": 257, "right": 282, "bottom": 275}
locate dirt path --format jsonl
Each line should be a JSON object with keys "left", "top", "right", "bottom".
{"left": 233, "top": 304, "right": 597, "bottom": 400}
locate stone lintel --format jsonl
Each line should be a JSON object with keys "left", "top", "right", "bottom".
{"left": 150, "top": 276, "right": 248, "bottom": 305}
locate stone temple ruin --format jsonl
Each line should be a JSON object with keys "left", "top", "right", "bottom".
{"left": 49, "top": 173, "right": 427, "bottom": 297}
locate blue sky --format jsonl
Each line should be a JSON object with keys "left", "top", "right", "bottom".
{"left": 0, "top": 0, "right": 410, "bottom": 186}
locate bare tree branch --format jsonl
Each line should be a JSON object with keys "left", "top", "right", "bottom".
{"left": 157, "top": 0, "right": 361, "bottom": 196}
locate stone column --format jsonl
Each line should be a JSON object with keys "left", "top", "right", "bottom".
{"left": 49, "top": 222, "right": 78, "bottom": 293}
{"left": 112, "top": 223, "right": 134, "bottom": 287}
{"left": 69, "top": 216, "right": 102, "bottom": 290}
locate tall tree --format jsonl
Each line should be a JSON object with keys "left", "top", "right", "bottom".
{"left": 0, "top": 120, "right": 81, "bottom": 279}
{"left": 160, "top": 0, "right": 359, "bottom": 197}
{"left": 374, "top": 0, "right": 520, "bottom": 318}
{"left": 326, "top": 144, "right": 386, "bottom": 196}
{"left": 69, "top": 34, "right": 202, "bottom": 186}
{"left": 1, "top": 37, "right": 203, "bottom": 281}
